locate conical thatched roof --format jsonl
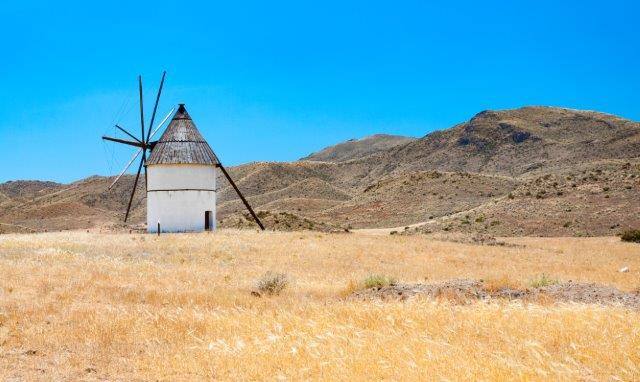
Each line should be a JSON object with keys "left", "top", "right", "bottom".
{"left": 147, "top": 104, "right": 219, "bottom": 166}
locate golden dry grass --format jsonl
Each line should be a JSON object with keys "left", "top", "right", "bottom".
{"left": 0, "top": 230, "right": 639, "bottom": 380}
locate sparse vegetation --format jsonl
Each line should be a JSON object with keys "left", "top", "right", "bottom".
{"left": 255, "top": 271, "right": 290, "bottom": 295}
{"left": 621, "top": 229, "right": 640, "bottom": 243}
{"left": 0, "top": 229, "right": 639, "bottom": 380}
{"left": 363, "top": 274, "right": 397, "bottom": 288}
{"left": 529, "top": 273, "right": 559, "bottom": 288}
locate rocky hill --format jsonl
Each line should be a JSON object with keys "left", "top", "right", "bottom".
{"left": 1, "top": 106, "right": 639, "bottom": 235}
{"left": 301, "top": 134, "right": 416, "bottom": 162}
{"left": 349, "top": 106, "right": 640, "bottom": 178}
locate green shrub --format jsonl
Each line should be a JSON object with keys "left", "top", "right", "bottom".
{"left": 529, "top": 273, "right": 558, "bottom": 288}
{"left": 620, "top": 230, "right": 640, "bottom": 243}
{"left": 363, "top": 274, "right": 396, "bottom": 289}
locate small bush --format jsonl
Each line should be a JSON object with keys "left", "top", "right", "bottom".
{"left": 255, "top": 272, "right": 289, "bottom": 296}
{"left": 529, "top": 274, "right": 558, "bottom": 288}
{"left": 620, "top": 230, "right": 640, "bottom": 243}
{"left": 363, "top": 274, "right": 396, "bottom": 289}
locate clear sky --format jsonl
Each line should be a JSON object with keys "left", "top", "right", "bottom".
{"left": 1, "top": 1, "right": 638, "bottom": 183}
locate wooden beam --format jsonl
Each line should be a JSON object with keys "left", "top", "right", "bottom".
{"left": 217, "top": 163, "right": 265, "bottom": 230}
{"left": 115, "top": 124, "right": 142, "bottom": 143}
{"left": 139, "top": 75, "right": 145, "bottom": 142}
{"left": 102, "top": 136, "right": 145, "bottom": 148}
{"left": 124, "top": 158, "right": 144, "bottom": 222}
{"left": 146, "top": 71, "right": 166, "bottom": 144}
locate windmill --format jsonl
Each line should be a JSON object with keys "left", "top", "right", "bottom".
{"left": 102, "top": 72, "right": 265, "bottom": 232}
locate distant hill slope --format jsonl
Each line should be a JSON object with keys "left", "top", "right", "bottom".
{"left": 301, "top": 134, "right": 416, "bottom": 162}
{"left": 406, "top": 159, "right": 640, "bottom": 236}
{"left": 2, "top": 106, "right": 639, "bottom": 235}
{"left": 355, "top": 106, "right": 640, "bottom": 178}
{"left": 0, "top": 180, "right": 62, "bottom": 200}
{"left": 0, "top": 176, "right": 146, "bottom": 233}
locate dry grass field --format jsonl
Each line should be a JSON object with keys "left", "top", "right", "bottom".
{"left": 0, "top": 230, "right": 639, "bottom": 380}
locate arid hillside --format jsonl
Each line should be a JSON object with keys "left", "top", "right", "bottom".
{"left": 1, "top": 106, "right": 639, "bottom": 235}
{"left": 301, "top": 133, "right": 416, "bottom": 162}
{"left": 349, "top": 106, "right": 640, "bottom": 178}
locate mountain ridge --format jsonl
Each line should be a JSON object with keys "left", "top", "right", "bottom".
{"left": 2, "top": 106, "right": 639, "bottom": 235}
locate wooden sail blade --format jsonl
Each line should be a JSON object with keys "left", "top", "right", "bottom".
{"left": 102, "top": 136, "right": 145, "bottom": 148}
{"left": 115, "top": 124, "right": 142, "bottom": 143}
{"left": 142, "top": 148, "right": 147, "bottom": 188}
{"left": 148, "top": 107, "right": 175, "bottom": 144}
{"left": 124, "top": 158, "right": 144, "bottom": 222}
{"left": 217, "top": 163, "right": 265, "bottom": 230}
{"left": 138, "top": 75, "right": 145, "bottom": 143}
{"left": 108, "top": 148, "right": 142, "bottom": 190}
{"left": 146, "top": 71, "right": 166, "bottom": 144}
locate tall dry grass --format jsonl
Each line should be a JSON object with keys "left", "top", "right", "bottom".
{"left": 0, "top": 230, "right": 638, "bottom": 380}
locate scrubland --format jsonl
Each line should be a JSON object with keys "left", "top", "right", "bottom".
{"left": 0, "top": 230, "right": 639, "bottom": 380}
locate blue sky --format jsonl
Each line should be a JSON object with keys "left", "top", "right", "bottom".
{"left": 0, "top": 0, "right": 638, "bottom": 183}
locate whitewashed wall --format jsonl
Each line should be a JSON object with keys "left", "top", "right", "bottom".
{"left": 146, "top": 164, "right": 217, "bottom": 233}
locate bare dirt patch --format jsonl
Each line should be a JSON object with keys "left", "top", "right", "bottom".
{"left": 403, "top": 232, "right": 520, "bottom": 247}
{"left": 350, "top": 279, "right": 640, "bottom": 309}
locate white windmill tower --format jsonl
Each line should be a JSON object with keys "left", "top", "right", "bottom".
{"left": 102, "top": 72, "right": 265, "bottom": 233}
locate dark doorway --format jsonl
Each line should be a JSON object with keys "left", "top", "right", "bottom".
{"left": 205, "top": 211, "right": 212, "bottom": 231}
